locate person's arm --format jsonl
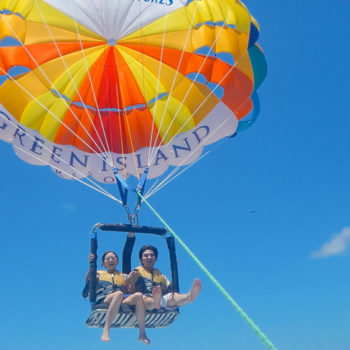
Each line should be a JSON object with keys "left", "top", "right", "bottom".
{"left": 85, "top": 253, "right": 96, "bottom": 282}
{"left": 124, "top": 269, "right": 140, "bottom": 293}
{"left": 122, "top": 233, "right": 135, "bottom": 274}
{"left": 82, "top": 254, "right": 98, "bottom": 298}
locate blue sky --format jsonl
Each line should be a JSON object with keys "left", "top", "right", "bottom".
{"left": 1, "top": 1, "right": 350, "bottom": 350}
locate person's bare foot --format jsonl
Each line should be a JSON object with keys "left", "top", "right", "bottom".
{"left": 101, "top": 331, "right": 110, "bottom": 342}
{"left": 138, "top": 334, "right": 151, "bottom": 345}
{"left": 188, "top": 279, "right": 202, "bottom": 302}
{"left": 152, "top": 285, "right": 162, "bottom": 309}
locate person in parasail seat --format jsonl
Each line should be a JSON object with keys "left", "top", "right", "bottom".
{"left": 86, "top": 251, "right": 150, "bottom": 344}
{"left": 124, "top": 245, "right": 202, "bottom": 311}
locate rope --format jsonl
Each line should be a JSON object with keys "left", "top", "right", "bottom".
{"left": 137, "top": 191, "right": 277, "bottom": 350}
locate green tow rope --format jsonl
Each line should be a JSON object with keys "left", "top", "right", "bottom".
{"left": 138, "top": 191, "right": 277, "bottom": 350}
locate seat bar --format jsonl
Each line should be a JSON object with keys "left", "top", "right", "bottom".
{"left": 93, "top": 223, "right": 167, "bottom": 236}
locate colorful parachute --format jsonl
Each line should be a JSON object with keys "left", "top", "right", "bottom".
{"left": 0, "top": 0, "right": 266, "bottom": 187}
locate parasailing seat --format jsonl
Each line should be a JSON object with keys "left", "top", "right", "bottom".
{"left": 85, "top": 223, "right": 180, "bottom": 329}
{"left": 86, "top": 303, "right": 179, "bottom": 328}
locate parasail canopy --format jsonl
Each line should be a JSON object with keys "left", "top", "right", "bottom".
{"left": 0, "top": 0, "right": 266, "bottom": 192}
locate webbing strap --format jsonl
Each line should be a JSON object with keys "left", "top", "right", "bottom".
{"left": 137, "top": 191, "right": 277, "bottom": 350}
{"left": 114, "top": 168, "right": 149, "bottom": 220}
{"left": 114, "top": 168, "right": 128, "bottom": 206}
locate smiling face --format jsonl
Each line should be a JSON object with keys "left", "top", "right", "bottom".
{"left": 140, "top": 249, "right": 157, "bottom": 271}
{"left": 102, "top": 252, "right": 119, "bottom": 272}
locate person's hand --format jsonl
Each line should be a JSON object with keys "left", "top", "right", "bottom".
{"left": 124, "top": 270, "right": 139, "bottom": 293}
{"left": 88, "top": 253, "right": 96, "bottom": 263}
{"left": 126, "top": 270, "right": 139, "bottom": 284}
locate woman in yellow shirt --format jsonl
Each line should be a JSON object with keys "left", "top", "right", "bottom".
{"left": 87, "top": 251, "right": 150, "bottom": 344}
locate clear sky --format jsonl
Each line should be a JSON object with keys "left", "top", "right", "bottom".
{"left": 1, "top": 1, "right": 350, "bottom": 350}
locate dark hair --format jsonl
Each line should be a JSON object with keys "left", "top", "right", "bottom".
{"left": 101, "top": 251, "right": 119, "bottom": 265}
{"left": 139, "top": 245, "right": 158, "bottom": 260}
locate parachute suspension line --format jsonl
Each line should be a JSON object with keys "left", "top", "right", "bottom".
{"left": 126, "top": 2, "right": 254, "bottom": 178}
{"left": 109, "top": 65, "right": 132, "bottom": 180}
{"left": 112, "top": 34, "right": 140, "bottom": 182}
{"left": 144, "top": 151, "right": 209, "bottom": 200}
{"left": 137, "top": 192, "right": 278, "bottom": 350}
{"left": 115, "top": 104, "right": 128, "bottom": 182}
{"left": 149, "top": 3, "right": 223, "bottom": 163}
{"left": 148, "top": 129, "right": 238, "bottom": 198}
{"left": 112, "top": 1, "right": 146, "bottom": 181}
{"left": 0, "top": 114, "right": 119, "bottom": 201}
{"left": 135, "top": 0, "right": 147, "bottom": 158}
{"left": 106, "top": 71, "right": 119, "bottom": 176}
{"left": 144, "top": 116, "right": 230, "bottom": 198}
{"left": 71, "top": 16, "right": 115, "bottom": 166}
{"left": 143, "top": 177, "right": 161, "bottom": 201}
{"left": 125, "top": 114, "right": 143, "bottom": 181}
{"left": 147, "top": 5, "right": 170, "bottom": 164}
{"left": 121, "top": 88, "right": 142, "bottom": 182}
{"left": 149, "top": 7, "right": 237, "bottom": 164}
{"left": 149, "top": 47, "right": 251, "bottom": 163}
{"left": 110, "top": 63, "right": 127, "bottom": 181}
{"left": 148, "top": 1, "right": 200, "bottom": 164}
{"left": 151, "top": 17, "right": 227, "bottom": 156}
{"left": 33, "top": 0, "right": 113, "bottom": 163}
{"left": 0, "top": 67, "right": 112, "bottom": 166}
{"left": 113, "top": 41, "right": 141, "bottom": 183}
{"left": 107, "top": 107, "right": 114, "bottom": 175}
{"left": 111, "top": 50, "right": 131, "bottom": 183}
{"left": 0, "top": 13, "right": 111, "bottom": 164}
{"left": 112, "top": 52, "right": 141, "bottom": 180}
{"left": 11, "top": 143, "right": 120, "bottom": 202}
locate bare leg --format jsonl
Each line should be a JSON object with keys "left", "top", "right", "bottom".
{"left": 101, "top": 291, "right": 123, "bottom": 342}
{"left": 152, "top": 285, "right": 162, "bottom": 309}
{"left": 167, "top": 279, "right": 202, "bottom": 307}
{"left": 143, "top": 286, "right": 162, "bottom": 310}
{"left": 144, "top": 296, "right": 155, "bottom": 310}
{"left": 123, "top": 293, "right": 150, "bottom": 345}
{"left": 188, "top": 278, "right": 202, "bottom": 302}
